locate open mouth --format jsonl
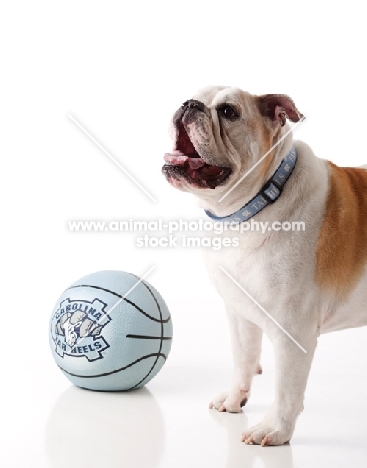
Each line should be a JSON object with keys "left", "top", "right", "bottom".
{"left": 162, "top": 121, "right": 232, "bottom": 189}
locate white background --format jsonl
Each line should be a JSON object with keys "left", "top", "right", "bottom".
{"left": 1, "top": 1, "right": 367, "bottom": 467}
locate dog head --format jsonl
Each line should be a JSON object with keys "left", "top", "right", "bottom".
{"left": 162, "top": 86, "right": 303, "bottom": 213}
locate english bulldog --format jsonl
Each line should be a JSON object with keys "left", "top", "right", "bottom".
{"left": 162, "top": 86, "right": 367, "bottom": 446}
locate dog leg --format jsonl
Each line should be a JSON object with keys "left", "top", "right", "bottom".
{"left": 210, "top": 313, "right": 263, "bottom": 413}
{"left": 242, "top": 326, "right": 317, "bottom": 446}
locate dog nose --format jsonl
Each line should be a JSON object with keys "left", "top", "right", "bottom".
{"left": 182, "top": 99, "right": 205, "bottom": 112}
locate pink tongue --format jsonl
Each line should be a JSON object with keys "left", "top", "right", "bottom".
{"left": 164, "top": 153, "right": 188, "bottom": 166}
{"left": 164, "top": 153, "right": 206, "bottom": 169}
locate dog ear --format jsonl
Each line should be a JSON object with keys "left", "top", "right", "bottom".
{"left": 257, "top": 94, "right": 304, "bottom": 126}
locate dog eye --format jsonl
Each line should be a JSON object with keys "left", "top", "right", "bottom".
{"left": 217, "top": 104, "right": 239, "bottom": 120}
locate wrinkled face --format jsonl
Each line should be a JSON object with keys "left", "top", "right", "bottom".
{"left": 162, "top": 86, "right": 302, "bottom": 195}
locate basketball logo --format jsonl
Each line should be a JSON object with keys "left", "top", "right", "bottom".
{"left": 51, "top": 298, "right": 111, "bottom": 362}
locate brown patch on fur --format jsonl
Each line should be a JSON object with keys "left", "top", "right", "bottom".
{"left": 316, "top": 162, "right": 367, "bottom": 299}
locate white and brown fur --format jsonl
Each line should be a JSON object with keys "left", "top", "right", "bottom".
{"left": 163, "top": 86, "right": 367, "bottom": 446}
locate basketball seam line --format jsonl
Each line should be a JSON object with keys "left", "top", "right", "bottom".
{"left": 66, "top": 284, "right": 171, "bottom": 324}
{"left": 57, "top": 352, "right": 167, "bottom": 378}
{"left": 126, "top": 334, "right": 172, "bottom": 340}
{"left": 127, "top": 274, "right": 166, "bottom": 390}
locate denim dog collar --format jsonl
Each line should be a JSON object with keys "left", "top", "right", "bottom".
{"left": 205, "top": 147, "right": 298, "bottom": 223}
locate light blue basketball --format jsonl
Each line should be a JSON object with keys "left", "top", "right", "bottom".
{"left": 49, "top": 270, "right": 173, "bottom": 391}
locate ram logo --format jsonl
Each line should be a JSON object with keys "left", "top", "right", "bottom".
{"left": 51, "top": 298, "right": 111, "bottom": 361}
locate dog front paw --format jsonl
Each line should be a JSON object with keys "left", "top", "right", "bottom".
{"left": 241, "top": 421, "right": 293, "bottom": 446}
{"left": 209, "top": 389, "right": 249, "bottom": 413}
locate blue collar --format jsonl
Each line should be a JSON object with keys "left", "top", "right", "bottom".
{"left": 205, "top": 147, "right": 298, "bottom": 223}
